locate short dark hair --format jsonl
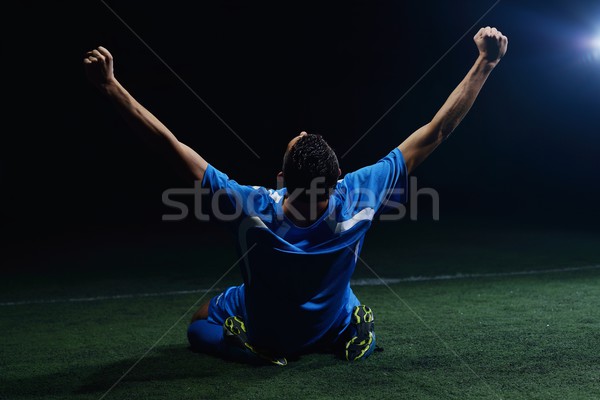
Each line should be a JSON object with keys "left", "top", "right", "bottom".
{"left": 282, "top": 134, "right": 339, "bottom": 202}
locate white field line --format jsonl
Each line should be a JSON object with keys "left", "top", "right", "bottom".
{"left": 350, "top": 264, "right": 600, "bottom": 285}
{"left": 1, "top": 264, "right": 599, "bottom": 307}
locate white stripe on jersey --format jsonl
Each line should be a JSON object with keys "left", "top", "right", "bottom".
{"left": 335, "top": 207, "right": 375, "bottom": 234}
{"left": 268, "top": 190, "right": 283, "bottom": 203}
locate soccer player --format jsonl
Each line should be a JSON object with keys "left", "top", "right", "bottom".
{"left": 84, "top": 26, "right": 508, "bottom": 365}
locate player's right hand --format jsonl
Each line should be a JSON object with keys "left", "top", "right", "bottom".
{"left": 474, "top": 26, "right": 508, "bottom": 64}
{"left": 83, "top": 46, "right": 115, "bottom": 90}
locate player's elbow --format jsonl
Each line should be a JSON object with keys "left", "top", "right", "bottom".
{"left": 438, "top": 124, "right": 456, "bottom": 141}
{"left": 425, "top": 120, "right": 452, "bottom": 144}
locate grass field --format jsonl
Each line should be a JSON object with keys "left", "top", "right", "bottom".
{"left": 2, "top": 217, "right": 600, "bottom": 400}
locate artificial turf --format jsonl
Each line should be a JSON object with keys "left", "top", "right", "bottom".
{"left": 2, "top": 217, "right": 599, "bottom": 399}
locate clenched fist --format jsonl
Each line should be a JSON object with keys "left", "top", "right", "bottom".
{"left": 83, "top": 46, "right": 115, "bottom": 91}
{"left": 474, "top": 26, "right": 508, "bottom": 64}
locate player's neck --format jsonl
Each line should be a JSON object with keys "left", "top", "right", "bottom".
{"left": 283, "top": 197, "right": 329, "bottom": 227}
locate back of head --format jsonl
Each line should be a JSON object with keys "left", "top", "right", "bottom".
{"left": 282, "top": 134, "right": 339, "bottom": 202}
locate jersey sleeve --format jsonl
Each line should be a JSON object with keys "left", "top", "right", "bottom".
{"left": 201, "top": 164, "right": 273, "bottom": 222}
{"left": 337, "top": 147, "right": 408, "bottom": 216}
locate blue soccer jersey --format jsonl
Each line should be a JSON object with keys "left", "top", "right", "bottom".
{"left": 201, "top": 148, "right": 408, "bottom": 355}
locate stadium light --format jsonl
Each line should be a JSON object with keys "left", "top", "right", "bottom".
{"left": 582, "top": 32, "right": 600, "bottom": 63}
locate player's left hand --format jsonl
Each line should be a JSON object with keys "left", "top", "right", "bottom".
{"left": 474, "top": 26, "right": 508, "bottom": 64}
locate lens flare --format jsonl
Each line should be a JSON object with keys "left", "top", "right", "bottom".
{"left": 580, "top": 33, "right": 600, "bottom": 64}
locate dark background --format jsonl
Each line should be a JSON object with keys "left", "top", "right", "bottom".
{"left": 2, "top": 0, "right": 599, "bottom": 261}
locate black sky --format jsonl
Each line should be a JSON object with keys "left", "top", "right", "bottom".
{"left": 2, "top": 0, "right": 600, "bottom": 244}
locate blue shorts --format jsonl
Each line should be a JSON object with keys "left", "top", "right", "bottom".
{"left": 207, "top": 284, "right": 376, "bottom": 358}
{"left": 207, "top": 284, "right": 248, "bottom": 325}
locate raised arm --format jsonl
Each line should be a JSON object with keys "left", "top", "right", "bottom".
{"left": 399, "top": 26, "right": 508, "bottom": 174}
{"left": 83, "top": 46, "right": 208, "bottom": 182}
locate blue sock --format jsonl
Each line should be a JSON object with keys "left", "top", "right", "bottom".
{"left": 187, "top": 319, "right": 223, "bottom": 354}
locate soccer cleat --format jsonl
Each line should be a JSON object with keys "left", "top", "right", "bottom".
{"left": 345, "top": 305, "right": 375, "bottom": 361}
{"left": 223, "top": 316, "right": 287, "bottom": 366}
